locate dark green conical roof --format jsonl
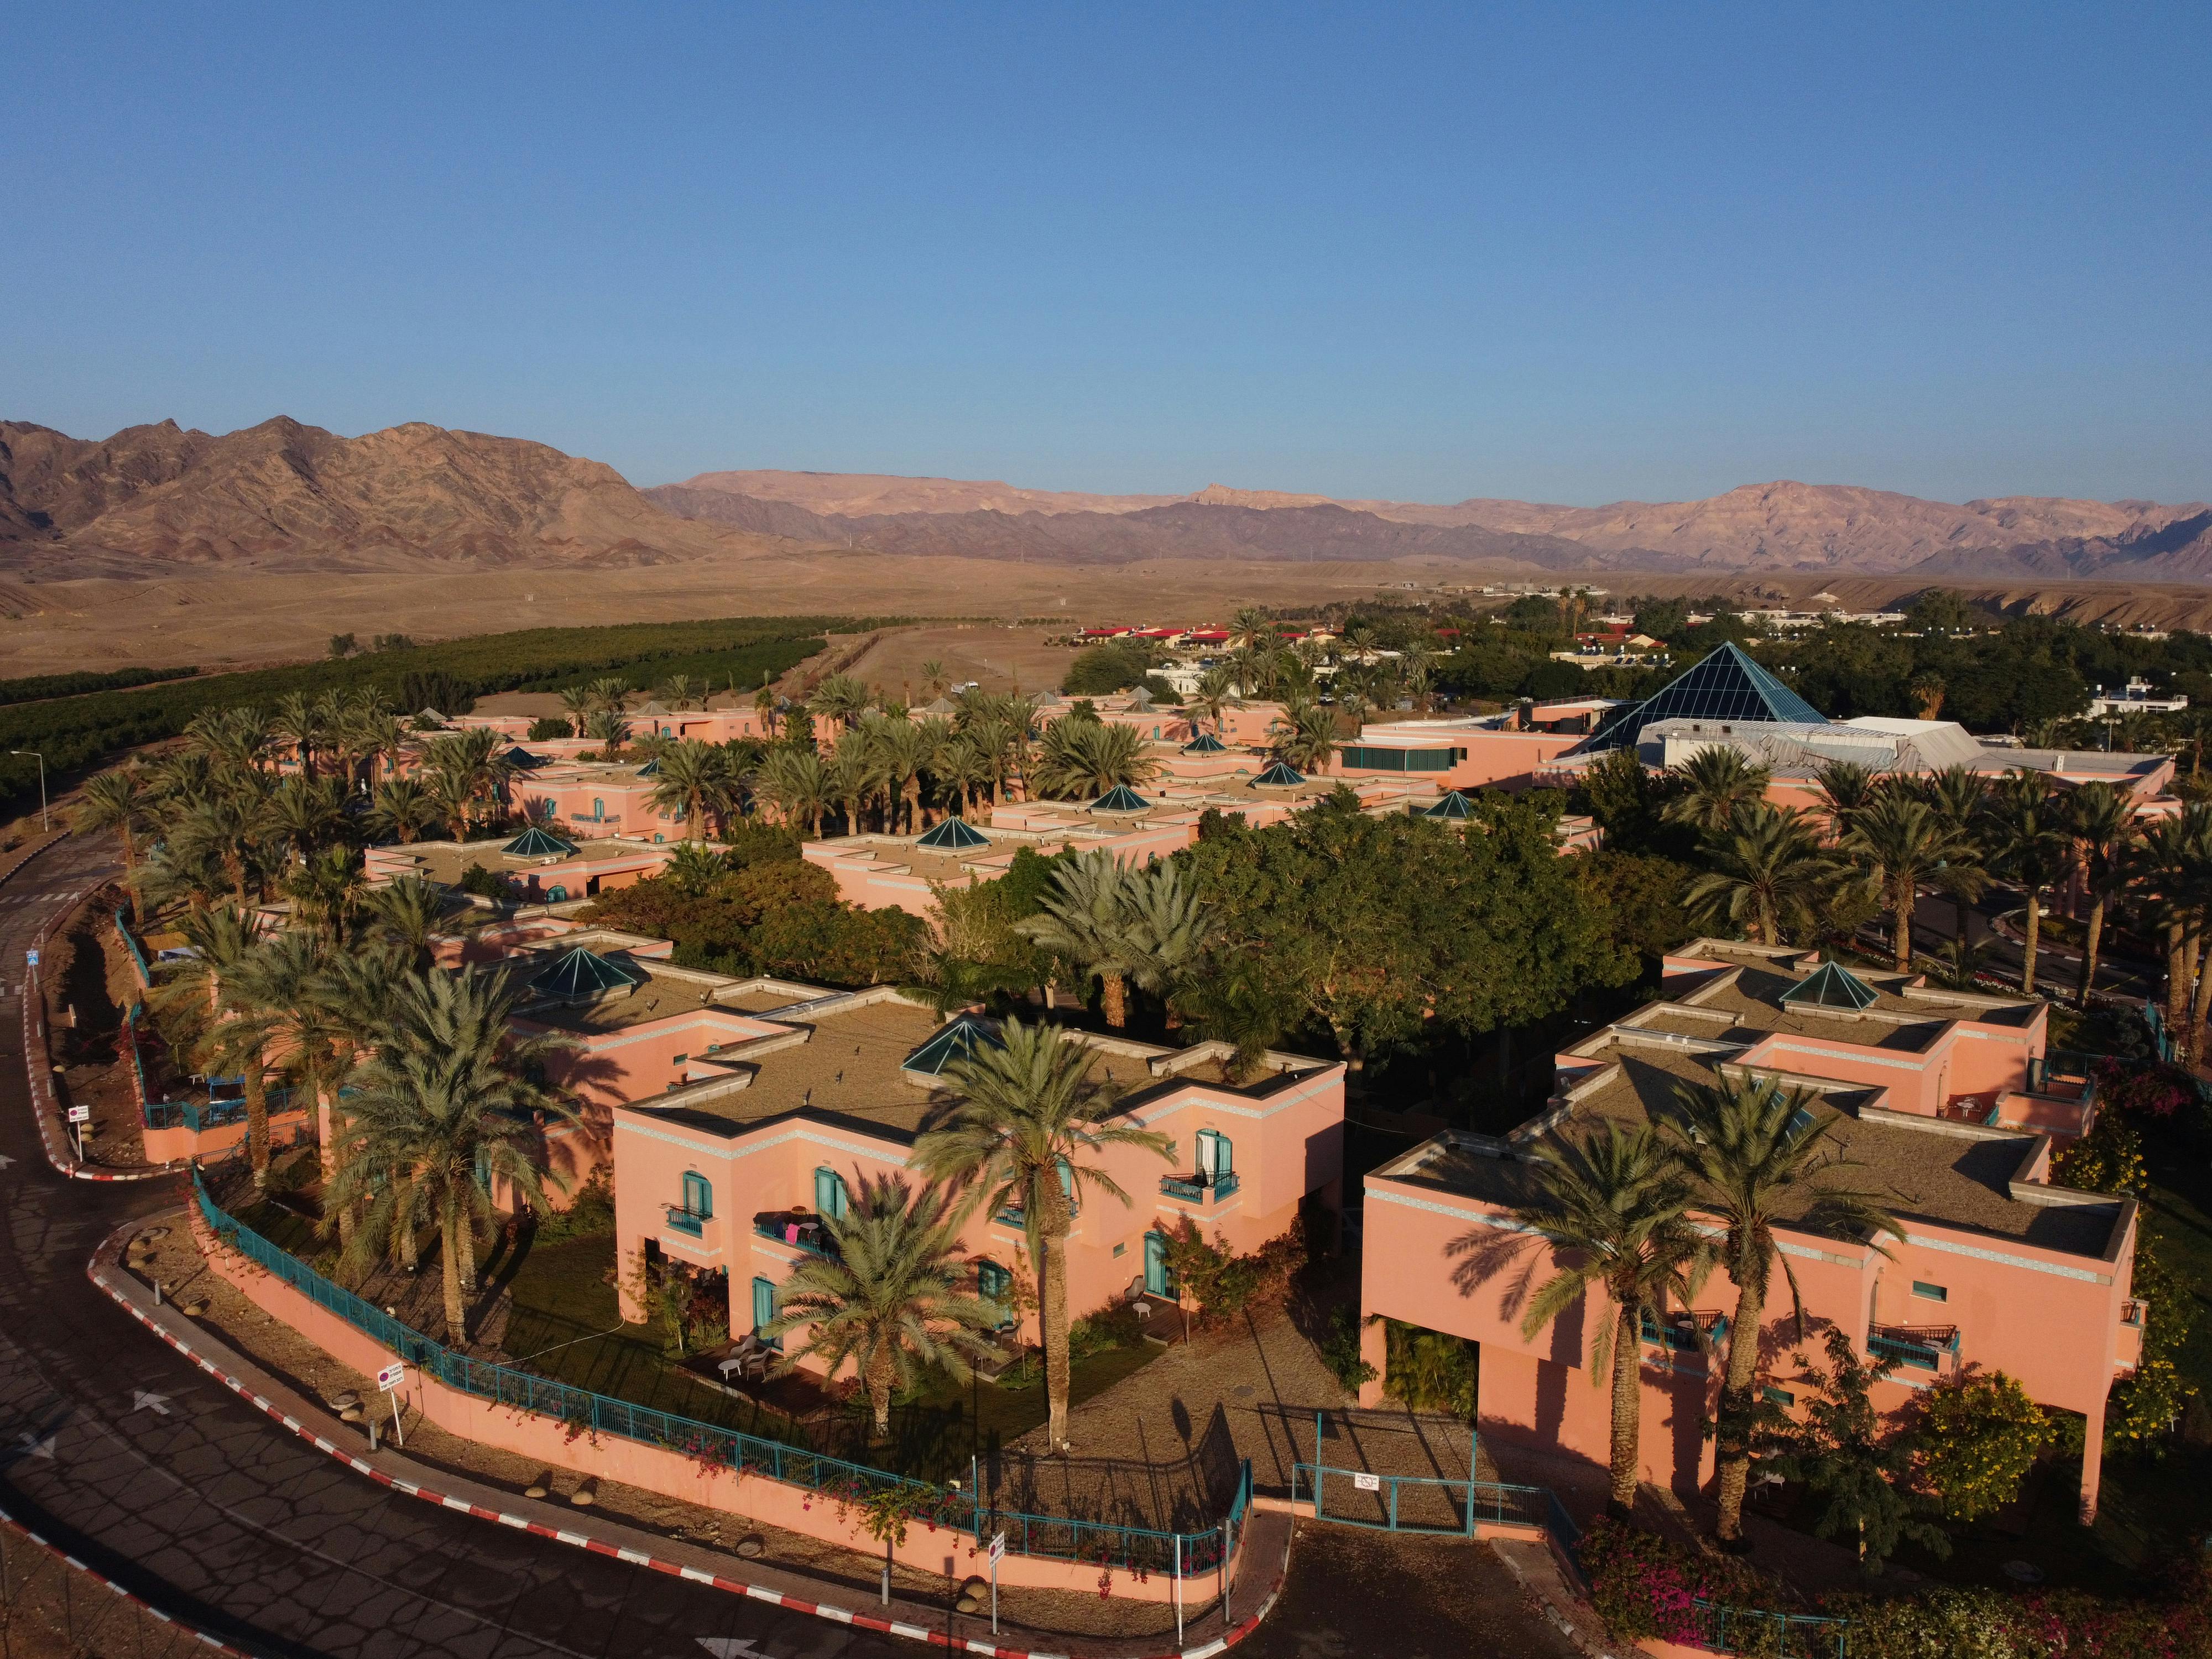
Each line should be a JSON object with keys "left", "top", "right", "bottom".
{"left": 503, "top": 826, "right": 580, "bottom": 857}
{"left": 916, "top": 815, "right": 990, "bottom": 851}
{"left": 901, "top": 1014, "right": 1002, "bottom": 1079}
{"left": 1780, "top": 960, "right": 1879, "bottom": 1011}
{"left": 1252, "top": 760, "right": 1305, "bottom": 787}
{"left": 1091, "top": 785, "right": 1151, "bottom": 814}
{"left": 1183, "top": 733, "right": 1228, "bottom": 754}
{"left": 530, "top": 947, "right": 645, "bottom": 998}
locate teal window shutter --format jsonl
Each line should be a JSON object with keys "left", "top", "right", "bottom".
{"left": 752, "top": 1276, "right": 778, "bottom": 1340}
{"left": 1196, "top": 1129, "right": 1232, "bottom": 1178}
{"left": 815, "top": 1166, "right": 849, "bottom": 1219}
{"left": 681, "top": 1171, "right": 712, "bottom": 1218}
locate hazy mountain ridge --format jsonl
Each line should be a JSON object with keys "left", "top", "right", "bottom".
{"left": 652, "top": 470, "right": 2212, "bottom": 578}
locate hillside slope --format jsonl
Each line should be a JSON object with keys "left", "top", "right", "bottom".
{"left": 0, "top": 418, "right": 796, "bottom": 575}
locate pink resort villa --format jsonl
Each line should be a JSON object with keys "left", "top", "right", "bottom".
{"left": 1356, "top": 938, "right": 2138, "bottom": 1522}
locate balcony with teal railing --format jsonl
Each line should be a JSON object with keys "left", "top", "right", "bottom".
{"left": 1867, "top": 1323, "right": 1959, "bottom": 1372}
{"left": 1159, "top": 1170, "right": 1240, "bottom": 1204}
{"left": 754, "top": 1212, "right": 838, "bottom": 1258}
{"left": 1640, "top": 1309, "right": 1730, "bottom": 1353}
{"left": 663, "top": 1204, "right": 708, "bottom": 1238}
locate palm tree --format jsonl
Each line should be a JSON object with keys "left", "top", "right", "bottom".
{"left": 587, "top": 677, "right": 633, "bottom": 717}
{"left": 1229, "top": 607, "right": 1272, "bottom": 655}
{"left": 1660, "top": 1074, "right": 1905, "bottom": 1546}
{"left": 1269, "top": 702, "right": 1338, "bottom": 773}
{"left": 558, "top": 684, "right": 596, "bottom": 732}
{"left": 919, "top": 659, "right": 950, "bottom": 700}
{"left": 153, "top": 904, "right": 275, "bottom": 1184}
{"left": 231, "top": 931, "right": 350, "bottom": 1198}
{"left": 1122, "top": 857, "right": 1215, "bottom": 1021}
{"left": 1979, "top": 774, "right": 2069, "bottom": 994}
{"left": 270, "top": 691, "right": 326, "bottom": 779}
{"left": 655, "top": 673, "right": 705, "bottom": 711}
{"left": 74, "top": 766, "right": 153, "bottom": 925}
{"left": 1188, "top": 665, "right": 1235, "bottom": 738}
{"left": 327, "top": 967, "right": 577, "bottom": 1339}
{"left": 1918, "top": 764, "right": 1990, "bottom": 959}
{"left": 267, "top": 775, "right": 346, "bottom": 867}
{"left": 752, "top": 745, "right": 834, "bottom": 839}
{"left": 753, "top": 681, "right": 780, "bottom": 737}
{"left": 2137, "top": 808, "right": 2212, "bottom": 1061}
{"left": 1811, "top": 761, "right": 1883, "bottom": 836}
{"left": 1683, "top": 804, "right": 1837, "bottom": 946}
{"left": 366, "top": 778, "right": 439, "bottom": 844}
{"left": 1031, "top": 720, "right": 1155, "bottom": 800}
{"left": 762, "top": 1175, "right": 998, "bottom": 1436}
{"left": 808, "top": 674, "right": 870, "bottom": 731}
{"left": 913, "top": 1020, "right": 1171, "bottom": 1450}
{"left": 361, "top": 874, "right": 449, "bottom": 969}
{"left": 287, "top": 845, "right": 365, "bottom": 946}
{"left": 2064, "top": 782, "right": 2139, "bottom": 1009}
{"left": 874, "top": 716, "right": 933, "bottom": 834}
{"left": 1513, "top": 1123, "right": 1713, "bottom": 1516}
{"left": 1663, "top": 748, "right": 1772, "bottom": 834}
{"left": 931, "top": 735, "right": 993, "bottom": 823}
{"left": 647, "top": 738, "right": 729, "bottom": 840}
{"left": 583, "top": 709, "right": 632, "bottom": 752}
{"left": 1843, "top": 792, "right": 1955, "bottom": 971}
{"left": 1015, "top": 851, "right": 1147, "bottom": 1027}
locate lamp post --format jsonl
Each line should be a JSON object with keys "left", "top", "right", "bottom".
{"left": 9, "top": 751, "right": 46, "bottom": 831}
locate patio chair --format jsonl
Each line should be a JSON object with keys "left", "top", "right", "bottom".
{"left": 718, "top": 1333, "right": 765, "bottom": 1383}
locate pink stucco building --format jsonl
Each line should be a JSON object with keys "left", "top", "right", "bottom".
{"left": 1355, "top": 939, "right": 2138, "bottom": 1521}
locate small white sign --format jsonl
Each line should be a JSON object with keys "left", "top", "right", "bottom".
{"left": 1353, "top": 1472, "right": 1381, "bottom": 1493}
{"left": 66, "top": 1105, "right": 90, "bottom": 1124}
{"left": 25, "top": 950, "right": 38, "bottom": 967}
{"left": 987, "top": 1530, "right": 1005, "bottom": 1564}
{"left": 377, "top": 1362, "right": 406, "bottom": 1393}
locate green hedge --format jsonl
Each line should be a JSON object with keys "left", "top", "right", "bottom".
{"left": 0, "top": 665, "right": 200, "bottom": 707}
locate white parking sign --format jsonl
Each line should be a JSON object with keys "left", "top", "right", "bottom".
{"left": 377, "top": 1362, "right": 405, "bottom": 1393}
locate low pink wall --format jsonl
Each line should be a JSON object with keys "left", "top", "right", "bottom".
{"left": 143, "top": 1107, "right": 311, "bottom": 1166}
{"left": 194, "top": 1212, "right": 1220, "bottom": 1600}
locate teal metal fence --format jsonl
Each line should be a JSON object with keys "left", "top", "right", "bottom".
{"left": 192, "top": 1161, "right": 1246, "bottom": 1573}
{"left": 1679, "top": 1599, "right": 1851, "bottom": 1658}
{"left": 113, "top": 907, "right": 153, "bottom": 988}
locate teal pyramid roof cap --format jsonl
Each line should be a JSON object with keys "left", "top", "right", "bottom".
{"left": 1567, "top": 641, "right": 1827, "bottom": 757}
{"left": 1183, "top": 732, "right": 1228, "bottom": 753}
{"left": 1253, "top": 760, "right": 1305, "bottom": 786}
{"left": 636, "top": 758, "right": 660, "bottom": 775}
{"left": 1417, "top": 790, "right": 1475, "bottom": 821}
{"left": 902, "top": 1014, "right": 1003, "bottom": 1079}
{"left": 503, "top": 826, "right": 580, "bottom": 857}
{"left": 502, "top": 745, "right": 544, "bottom": 769}
{"left": 916, "top": 815, "right": 990, "bottom": 851}
{"left": 530, "top": 946, "right": 645, "bottom": 998}
{"left": 1091, "top": 785, "right": 1151, "bottom": 813}
{"left": 1780, "top": 959, "right": 1880, "bottom": 1011}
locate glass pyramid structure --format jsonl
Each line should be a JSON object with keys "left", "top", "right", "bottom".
{"left": 916, "top": 815, "right": 990, "bottom": 851}
{"left": 503, "top": 745, "right": 544, "bottom": 770}
{"left": 503, "top": 825, "right": 579, "bottom": 857}
{"left": 1416, "top": 790, "right": 1475, "bottom": 821}
{"left": 1183, "top": 732, "right": 1228, "bottom": 754}
{"left": 1091, "top": 785, "right": 1152, "bottom": 814}
{"left": 901, "top": 1014, "right": 1001, "bottom": 1080}
{"left": 1567, "top": 642, "right": 1827, "bottom": 757}
{"left": 1252, "top": 760, "right": 1305, "bottom": 787}
{"left": 1780, "top": 960, "right": 1880, "bottom": 1011}
{"left": 530, "top": 947, "right": 645, "bottom": 998}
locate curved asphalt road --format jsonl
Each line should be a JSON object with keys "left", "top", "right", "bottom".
{"left": 0, "top": 836, "right": 909, "bottom": 1659}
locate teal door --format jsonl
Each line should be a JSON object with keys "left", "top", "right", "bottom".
{"left": 1143, "top": 1231, "right": 1173, "bottom": 1297}
{"left": 752, "top": 1276, "right": 778, "bottom": 1344}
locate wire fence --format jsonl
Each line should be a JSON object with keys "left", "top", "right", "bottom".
{"left": 192, "top": 1161, "right": 1249, "bottom": 1574}
{"left": 1681, "top": 1600, "right": 1851, "bottom": 1658}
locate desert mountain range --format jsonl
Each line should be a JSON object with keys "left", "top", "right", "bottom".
{"left": 5, "top": 416, "right": 2209, "bottom": 584}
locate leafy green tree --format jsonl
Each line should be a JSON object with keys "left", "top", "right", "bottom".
{"left": 1571, "top": 850, "right": 1695, "bottom": 959}
{"left": 1913, "top": 1373, "right": 2046, "bottom": 1522}
{"left": 763, "top": 1175, "right": 998, "bottom": 1436}
{"left": 1762, "top": 1327, "right": 1949, "bottom": 1573}
{"left": 526, "top": 715, "right": 575, "bottom": 742}
{"left": 1514, "top": 1123, "right": 1713, "bottom": 1515}
{"left": 913, "top": 1020, "right": 1171, "bottom": 1450}
{"left": 1660, "top": 1073, "right": 1904, "bottom": 1546}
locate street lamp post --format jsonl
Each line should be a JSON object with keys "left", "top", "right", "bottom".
{"left": 9, "top": 751, "right": 46, "bottom": 832}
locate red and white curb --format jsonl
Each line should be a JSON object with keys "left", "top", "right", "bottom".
{"left": 0, "top": 1498, "right": 257, "bottom": 1656}
{"left": 87, "top": 1240, "right": 1286, "bottom": 1659}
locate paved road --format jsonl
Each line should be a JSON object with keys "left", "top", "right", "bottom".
{"left": 0, "top": 837, "right": 911, "bottom": 1659}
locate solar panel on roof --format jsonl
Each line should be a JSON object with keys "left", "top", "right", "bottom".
{"left": 1566, "top": 643, "right": 1828, "bottom": 756}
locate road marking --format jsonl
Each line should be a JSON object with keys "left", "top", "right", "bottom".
{"left": 698, "top": 1642, "right": 765, "bottom": 1657}
{"left": 13, "top": 1432, "right": 56, "bottom": 1460}
{"left": 131, "top": 1390, "right": 172, "bottom": 1417}
{"left": 0, "top": 1154, "right": 14, "bottom": 1171}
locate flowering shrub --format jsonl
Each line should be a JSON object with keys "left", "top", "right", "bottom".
{"left": 1579, "top": 1518, "right": 1787, "bottom": 1649}
{"left": 2094, "top": 1058, "right": 2198, "bottom": 1122}
{"left": 1914, "top": 1373, "right": 2047, "bottom": 1521}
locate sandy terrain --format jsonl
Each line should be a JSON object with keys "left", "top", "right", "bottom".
{"left": 6, "top": 551, "right": 2212, "bottom": 679}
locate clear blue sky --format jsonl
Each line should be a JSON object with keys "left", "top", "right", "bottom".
{"left": 8, "top": 3, "right": 2209, "bottom": 505}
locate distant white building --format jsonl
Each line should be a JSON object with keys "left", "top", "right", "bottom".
{"left": 2087, "top": 678, "right": 2188, "bottom": 717}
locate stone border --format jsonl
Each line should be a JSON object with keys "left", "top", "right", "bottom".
{"left": 0, "top": 1499, "right": 257, "bottom": 1658}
